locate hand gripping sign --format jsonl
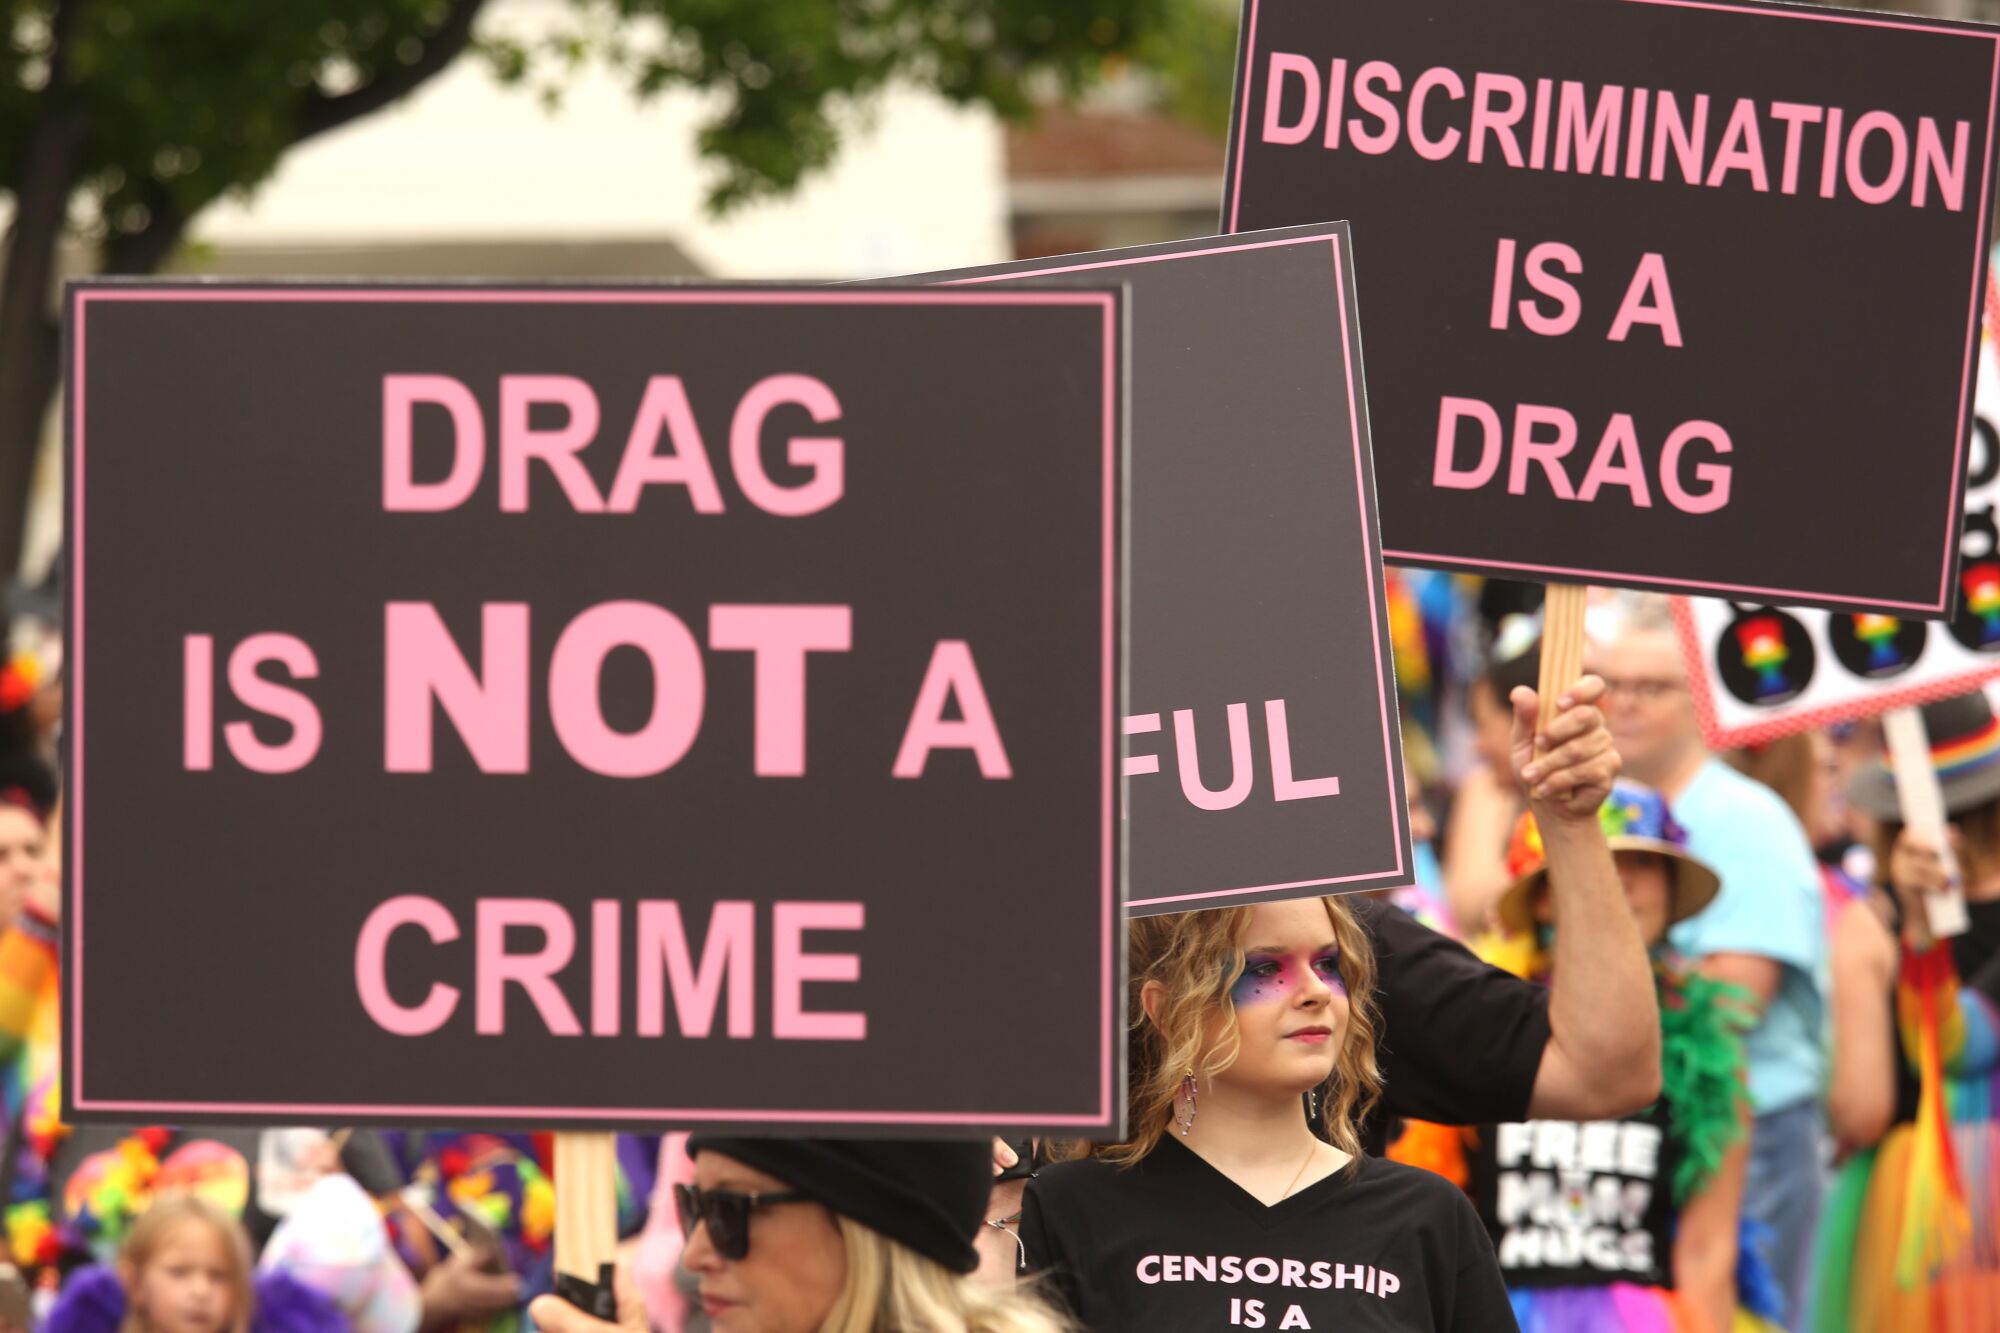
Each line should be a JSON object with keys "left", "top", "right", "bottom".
{"left": 64, "top": 284, "right": 1128, "bottom": 1137}
{"left": 1225, "top": 0, "right": 2000, "bottom": 615}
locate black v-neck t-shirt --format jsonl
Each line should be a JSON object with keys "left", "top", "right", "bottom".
{"left": 1021, "top": 1139, "right": 1517, "bottom": 1332}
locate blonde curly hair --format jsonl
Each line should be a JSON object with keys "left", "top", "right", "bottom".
{"left": 1066, "top": 895, "right": 1382, "bottom": 1167}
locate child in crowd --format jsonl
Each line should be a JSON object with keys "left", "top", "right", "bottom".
{"left": 1019, "top": 893, "right": 1516, "bottom": 1331}
{"left": 46, "top": 1195, "right": 342, "bottom": 1333}
{"left": 116, "top": 1198, "right": 253, "bottom": 1333}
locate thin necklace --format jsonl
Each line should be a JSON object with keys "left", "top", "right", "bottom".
{"left": 1277, "top": 1141, "right": 1318, "bottom": 1202}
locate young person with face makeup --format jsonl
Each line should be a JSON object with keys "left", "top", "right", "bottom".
{"left": 1020, "top": 894, "right": 1514, "bottom": 1331}
{"left": 1014, "top": 682, "right": 1628, "bottom": 1332}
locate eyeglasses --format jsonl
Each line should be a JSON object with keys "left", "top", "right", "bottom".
{"left": 1599, "top": 675, "right": 1685, "bottom": 703}
{"left": 674, "top": 1183, "right": 810, "bottom": 1260}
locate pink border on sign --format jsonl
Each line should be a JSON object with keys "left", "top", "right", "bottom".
{"left": 1670, "top": 596, "right": 2000, "bottom": 751}
{"left": 68, "top": 285, "right": 1122, "bottom": 1129}
{"left": 1224, "top": 0, "right": 2000, "bottom": 614}
{"left": 948, "top": 232, "right": 1408, "bottom": 909}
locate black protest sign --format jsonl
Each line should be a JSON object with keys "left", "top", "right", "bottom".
{"left": 66, "top": 284, "right": 1126, "bottom": 1134}
{"left": 891, "top": 224, "right": 1411, "bottom": 914}
{"left": 1225, "top": 0, "right": 2000, "bottom": 615}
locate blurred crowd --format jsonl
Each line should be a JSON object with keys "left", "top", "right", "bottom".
{"left": 0, "top": 573, "right": 1992, "bottom": 1333}
{"left": 1382, "top": 576, "right": 1998, "bottom": 1332}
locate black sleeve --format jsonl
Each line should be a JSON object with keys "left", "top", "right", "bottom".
{"left": 1445, "top": 1187, "right": 1519, "bottom": 1333}
{"left": 1018, "top": 1175, "right": 1083, "bottom": 1319}
{"left": 1357, "top": 896, "right": 1551, "bottom": 1125}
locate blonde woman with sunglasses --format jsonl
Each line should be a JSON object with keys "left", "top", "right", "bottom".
{"left": 530, "top": 1137, "right": 1069, "bottom": 1333}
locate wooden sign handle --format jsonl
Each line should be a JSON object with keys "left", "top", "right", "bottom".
{"left": 554, "top": 1131, "right": 620, "bottom": 1314}
{"left": 1537, "top": 582, "right": 1589, "bottom": 716}
{"left": 1881, "top": 706, "right": 1971, "bottom": 940}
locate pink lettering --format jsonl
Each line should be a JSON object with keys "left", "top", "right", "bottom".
{"left": 1647, "top": 91, "right": 1708, "bottom": 185}
{"left": 1507, "top": 404, "right": 1578, "bottom": 499}
{"left": 355, "top": 895, "right": 461, "bottom": 1036}
{"left": 1469, "top": 74, "right": 1527, "bottom": 167}
{"left": 500, "top": 374, "right": 604, "bottom": 512}
{"left": 1845, "top": 109, "right": 1909, "bottom": 205}
{"left": 637, "top": 901, "right": 754, "bottom": 1039}
{"left": 773, "top": 902, "right": 866, "bottom": 1040}
{"left": 1607, "top": 254, "right": 1683, "bottom": 347}
{"left": 592, "top": 899, "right": 621, "bottom": 1036}
{"left": 709, "top": 605, "right": 852, "bottom": 776}
{"left": 1914, "top": 117, "right": 1970, "bottom": 210}
{"left": 1704, "top": 97, "right": 1770, "bottom": 191}
{"left": 1347, "top": 60, "right": 1402, "bottom": 154}
{"left": 547, "top": 601, "right": 705, "bottom": 778}
{"left": 891, "top": 641, "right": 1012, "bottom": 779}
{"left": 1770, "top": 102, "right": 1822, "bottom": 196}
{"left": 1518, "top": 242, "right": 1582, "bottom": 336}
{"left": 224, "top": 633, "right": 322, "bottom": 774}
{"left": 1555, "top": 82, "right": 1622, "bottom": 176}
{"left": 1408, "top": 68, "right": 1464, "bottom": 161}
{"left": 1576, "top": 415, "right": 1653, "bottom": 507}
{"left": 1660, "top": 421, "right": 1734, "bottom": 514}
{"left": 184, "top": 634, "right": 213, "bottom": 771}
{"left": 1262, "top": 53, "right": 1321, "bottom": 145}
{"left": 1434, "top": 396, "right": 1503, "bottom": 490}
{"left": 384, "top": 603, "right": 530, "bottom": 773}
{"left": 384, "top": 374, "right": 484, "bottom": 512}
{"left": 1265, "top": 700, "right": 1339, "bottom": 801}
{"left": 1124, "top": 712, "right": 1162, "bottom": 777}
{"left": 475, "top": 898, "right": 582, "bottom": 1037}
{"left": 606, "top": 376, "right": 726, "bottom": 514}
{"left": 730, "top": 374, "right": 845, "bottom": 517}
{"left": 1174, "top": 703, "right": 1254, "bottom": 811}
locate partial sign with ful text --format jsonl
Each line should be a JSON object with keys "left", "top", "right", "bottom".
{"left": 892, "top": 223, "right": 1410, "bottom": 914}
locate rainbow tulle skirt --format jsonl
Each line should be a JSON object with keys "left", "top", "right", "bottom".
{"left": 1811, "top": 1122, "right": 2000, "bottom": 1332}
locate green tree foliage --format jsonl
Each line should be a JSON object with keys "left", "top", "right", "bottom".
{"left": 0, "top": 0, "right": 1173, "bottom": 576}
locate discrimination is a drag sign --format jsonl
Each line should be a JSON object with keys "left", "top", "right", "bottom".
{"left": 65, "top": 284, "right": 1127, "bottom": 1135}
{"left": 1226, "top": 0, "right": 2000, "bottom": 614}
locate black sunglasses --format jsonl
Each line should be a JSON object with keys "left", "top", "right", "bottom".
{"left": 674, "top": 1182, "right": 810, "bottom": 1260}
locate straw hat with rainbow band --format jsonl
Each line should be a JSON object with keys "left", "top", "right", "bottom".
{"left": 1497, "top": 780, "right": 1721, "bottom": 936}
{"left": 1848, "top": 690, "right": 2000, "bottom": 819}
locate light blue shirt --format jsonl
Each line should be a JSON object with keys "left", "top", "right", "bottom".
{"left": 1667, "top": 758, "right": 1828, "bottom": 1116}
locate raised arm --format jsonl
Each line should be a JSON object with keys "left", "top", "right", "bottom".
{"left": 1512, "top": 676, "right": 1663, "bottom": 1118}
{"left": 1827, "top": 898, "right": 1899, "bottom": 1155}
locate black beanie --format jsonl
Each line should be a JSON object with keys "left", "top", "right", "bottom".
{"left": 685, "top": 1137, "right": 990, "bottom": 1274}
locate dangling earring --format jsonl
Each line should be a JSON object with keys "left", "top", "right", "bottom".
{"left": 1307, "top": 1088, "right": 1318, "bottom": 1120}
{"left": 1174, "top": 1066, "right": 1198, "bottom": 1136}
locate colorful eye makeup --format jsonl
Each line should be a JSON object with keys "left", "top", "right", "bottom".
{"left": 1228, "top": 948, "right": 1345, "bottom": 1007}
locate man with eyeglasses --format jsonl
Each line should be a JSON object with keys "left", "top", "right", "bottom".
{"left": 1598, "top": 603, "right": 1826, "bottom": 1330}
